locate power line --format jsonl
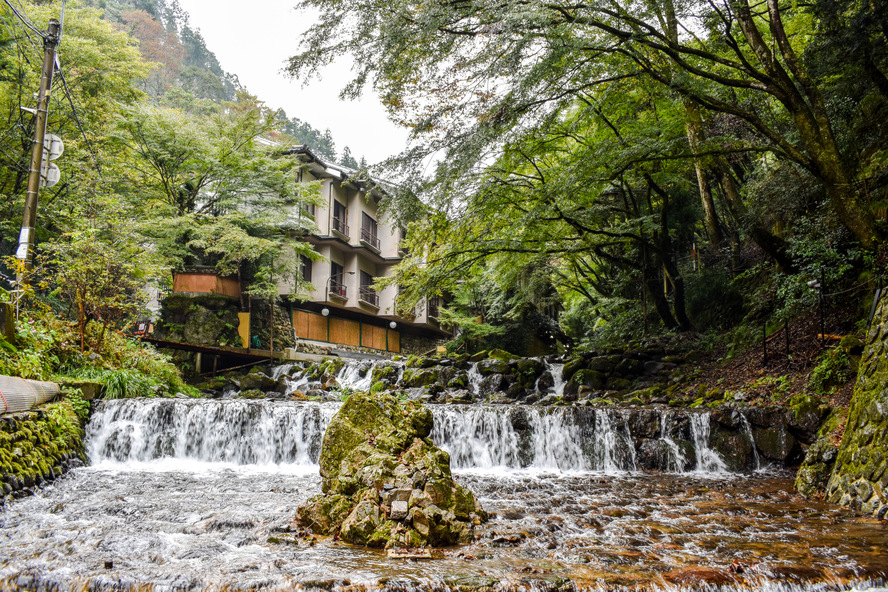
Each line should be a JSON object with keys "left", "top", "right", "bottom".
{"left": 1, "top": 0, "right": 43, "bottom": 40}
{"left": 55, "top": 56, "right": 101, "bottom": 171}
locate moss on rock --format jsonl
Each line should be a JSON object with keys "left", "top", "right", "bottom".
{"left": 1, "top": 401, "right": 86, "bottom": 502}
{"left": 826, "top": 297, "right": 888, "bottom": 517}
{"left": 296, "top": 391, "right": 486, "bottom": 548}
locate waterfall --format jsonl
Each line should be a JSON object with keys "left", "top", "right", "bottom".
{"left": 659, "top": 411, "right": 688, "bottom": 472}
{"left": 86, "top": 399, "right": 736, "bottom": 475}
{"left": 590, "top": 409, "right": 636, "bottom": 472}
{"left": 539, "top": 361, "right": 566, "bottom": 396}
{"left": 529, "top": 407, "right": 588, "bottom": 471}
{"left": 335, "top": 362, "right": 374, "bottom": 391}
{"left": 690, "top": 412, "right": 729, "bottom": 474}
{"left": 431, "top": 406, "right": 522, "bottom": 469}
{"left": 466, "top": 362, "right": 483, "bottom": 394}
{"left": 86, "top": 399, "right": 338, "bottom": 466}
{"left": 738, "top": 412, "right": 763, "bottom": 471}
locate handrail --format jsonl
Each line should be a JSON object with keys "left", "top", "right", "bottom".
{"left": 332, "top": 216, "right": 349, "bottom": 236}
{"left": 329, "top": 279, "right": 347, "bottom": 298}
{"left": 360, "top": 227, "right": 380, "bottom": 250}
{"left": 359, "top": 287, "right": 379, "bottom": 307}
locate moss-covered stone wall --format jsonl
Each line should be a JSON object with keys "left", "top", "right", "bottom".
{"left": 825, "top": 295, "right": 888, "bottom": 518}
{"left": 0, "top": 400, "right": 86, "bottom": 503}
{"left": 155, "top": 294, "right": 242, "bottom": 347}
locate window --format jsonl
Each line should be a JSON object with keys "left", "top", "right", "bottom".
{"left": 428, "top": 295, "right": 440, "bottom": 318}
{"left": 359, "top": 270, "right": 378, "bottom": 307}
{"left": 361, "top": 212, "right": 380, "bottom": 250}
{"left": 330, "top": 262, "right": 346, "bottom": 298}
{"left": 332, "top": 200, "right": 348, "bottom": 235}
{"left": 300, "top": 255, "right": 312, "bottom": 283}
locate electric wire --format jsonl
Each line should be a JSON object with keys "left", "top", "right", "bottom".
{"left": 55, "top": 56, "right": 101, "bottom": 172}
{"left": 1, "top": 0, "right": 43, "bottom": 40}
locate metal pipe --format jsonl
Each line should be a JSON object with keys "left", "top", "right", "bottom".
{"left": 0, "top": 375, "right": 59, "bottom": 414}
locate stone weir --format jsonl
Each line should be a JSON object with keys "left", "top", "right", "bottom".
{"left": 91, "top": 399, "right": 820, "bottom": 475}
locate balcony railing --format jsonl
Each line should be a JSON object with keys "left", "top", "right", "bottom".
{"left": 332, "top": 216, "right": 349, "bottom": 237}
{"left": 360, "top": 227, "right": 381, "bottom": 250}
{"left": 329, "top": 279, "right": 347, "bottom": 299}
{"left": 359, "top": 287, "right": 379, "bottom": 307}
{"left": 427, "top": 298, "right": 440, "bottom": 319}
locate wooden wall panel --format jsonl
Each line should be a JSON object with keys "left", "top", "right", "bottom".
{"left": 330, "top": 318, "right": 360, "bottom": 346}
{"left": 293, "top": 311, "right": 400, "bottom": 353}
{"left": 308, "top": 314, "right": 328, "bottom": 342}
{"left": 387, "top": 330, "right": 400, "bottom": 353}
{"left": 362, "top": 325, "right": 386, "bottom": 350}
{"left": 292, "top": 311, "right": 310, "bottom": 338}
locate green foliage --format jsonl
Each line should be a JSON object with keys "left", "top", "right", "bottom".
{"left": 336, "top": 385, "right": 354, "bottom": 401}
{"left": 63, "top": 390, "right": 91, "bottom": 422}
{"left": 685, "top": 270, "right": 744, "bottom": 331}
{"left": 809, "top": 348, "right": 853, "bottom": 395}
{"left": 43, "top": 401, "right": 85, "bottom": 449}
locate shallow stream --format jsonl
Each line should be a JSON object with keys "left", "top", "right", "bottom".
{"left": 1, "top": 397, "right": 887, "bottom": 591}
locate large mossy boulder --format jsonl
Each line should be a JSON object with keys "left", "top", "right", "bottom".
{"left": 296, "top": 392, "right": 486, "bottom": 548}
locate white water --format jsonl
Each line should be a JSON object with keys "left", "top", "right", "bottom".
{"left": 87, "top": 400, "right": 732, "bottom": 475}
{"left": 660, "top": 411, "right": 688, "bottom": 472}
{"left": 467, "top": 362, "right": 483, "bottom": 394}
{"left": 334, "top": 362, "right": 374, "bottom": 391}
{"left": 86, "top": 399, "right": 339, "bottom": 466}
{"left": 690, "top": 412, "right": 730, "bottom": 474}
{"left": 5, "top": 397, "right": 887, "bottom": 592}
{"left": 540, "top": 361, "right": 567, "bottom": 396}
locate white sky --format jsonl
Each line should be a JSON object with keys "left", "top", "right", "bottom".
{"left": 174, "top": 0, "right": 409, "bottom": 166}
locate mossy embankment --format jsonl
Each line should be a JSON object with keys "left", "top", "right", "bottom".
{"left": 0, "top": 396, "right": 88, "bottom": 503}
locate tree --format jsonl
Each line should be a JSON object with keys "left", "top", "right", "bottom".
{"left": 288, "top": 0, "right": 884, "bottom": 248}
{"left": 40, "top": 229, "right": 152, "bottom": 353}
{"left": 0, "top": 1, "right": 150, "bottom": 265}
{"left": 381, "top": 77, "right": 703, "bottom": 335}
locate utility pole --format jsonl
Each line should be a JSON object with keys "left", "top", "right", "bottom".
{"left": 15, "top": 19, "right": 60, "bottom": 284}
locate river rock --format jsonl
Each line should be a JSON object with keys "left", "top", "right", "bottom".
{"left": 295, "top": 391, "right": 486, "bottom": 547}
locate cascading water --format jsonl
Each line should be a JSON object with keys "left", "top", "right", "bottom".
{"left": 466, "top": 362, "right": 483, "bottom": 394}
{"left": 538, "top": 361, "right": 566, "bottom": 396}
{"left": 431, "top": 406, "right": 523, "bottom": 469}
{"left": 86, "top": 399, "right": 338, "bottom": 466}
{"left": 690, "top": 412, "right": 729, "bottom": 474}
{"left": 334, "top": 362, "right": 374, "bottom": 392}
{"left": 659, "top": 411, "right": 689, "bottom": 472}
{"left": 739, "top": 412, "right": 763, "bottom": 471}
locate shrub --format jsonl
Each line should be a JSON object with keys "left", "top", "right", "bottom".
{"left": 809, "top": 348, "right": 853, "bottom": 395}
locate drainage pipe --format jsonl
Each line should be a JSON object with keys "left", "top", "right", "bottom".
{"left": 0, "top": 375, "right": 59, "bottom": 414}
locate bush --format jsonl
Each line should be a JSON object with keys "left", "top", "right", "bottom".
{"left": 809, "top": 348, "right": 853, "bottom": 395}
{"left": 685, "top": 269, "right": 744, "bottom": 331}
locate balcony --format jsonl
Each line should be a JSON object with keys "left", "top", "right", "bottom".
{"left": 360, "top": 227, "right": 381, "bottom": 252}
{"left": 427, "top": 297, "right": 440, "bottom": 319}
{"left": 359, "top": 287, "right": 379, "bottom": 308}
{"left": 329, "top": 278, "right": 348, "bottom": 300}
{"left": 332, "top": 216, "right": 349, "bottom": 238}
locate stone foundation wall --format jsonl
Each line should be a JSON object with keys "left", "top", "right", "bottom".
{"left": 826, "top": 294, "right": 888, "bottom": 518}
{"left": 0, "top": 402, "right": 85, "bottom": 504}
{"left": 400, "top": 333, "right": 445, "bottom": 356}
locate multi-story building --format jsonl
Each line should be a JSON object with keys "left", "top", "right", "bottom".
{"left": 279, "top": 146, "right": 446, "bottom": 355}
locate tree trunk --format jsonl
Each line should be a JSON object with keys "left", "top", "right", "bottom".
{"left": 684, "top": 99, "right": 724, "bottom": 248}
{"left": 715, "top": 167, "right": 797, "bottom": 273}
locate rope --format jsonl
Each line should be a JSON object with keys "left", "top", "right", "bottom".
{"left": 0, "top": 388, "right": 7, "bottom": 413}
